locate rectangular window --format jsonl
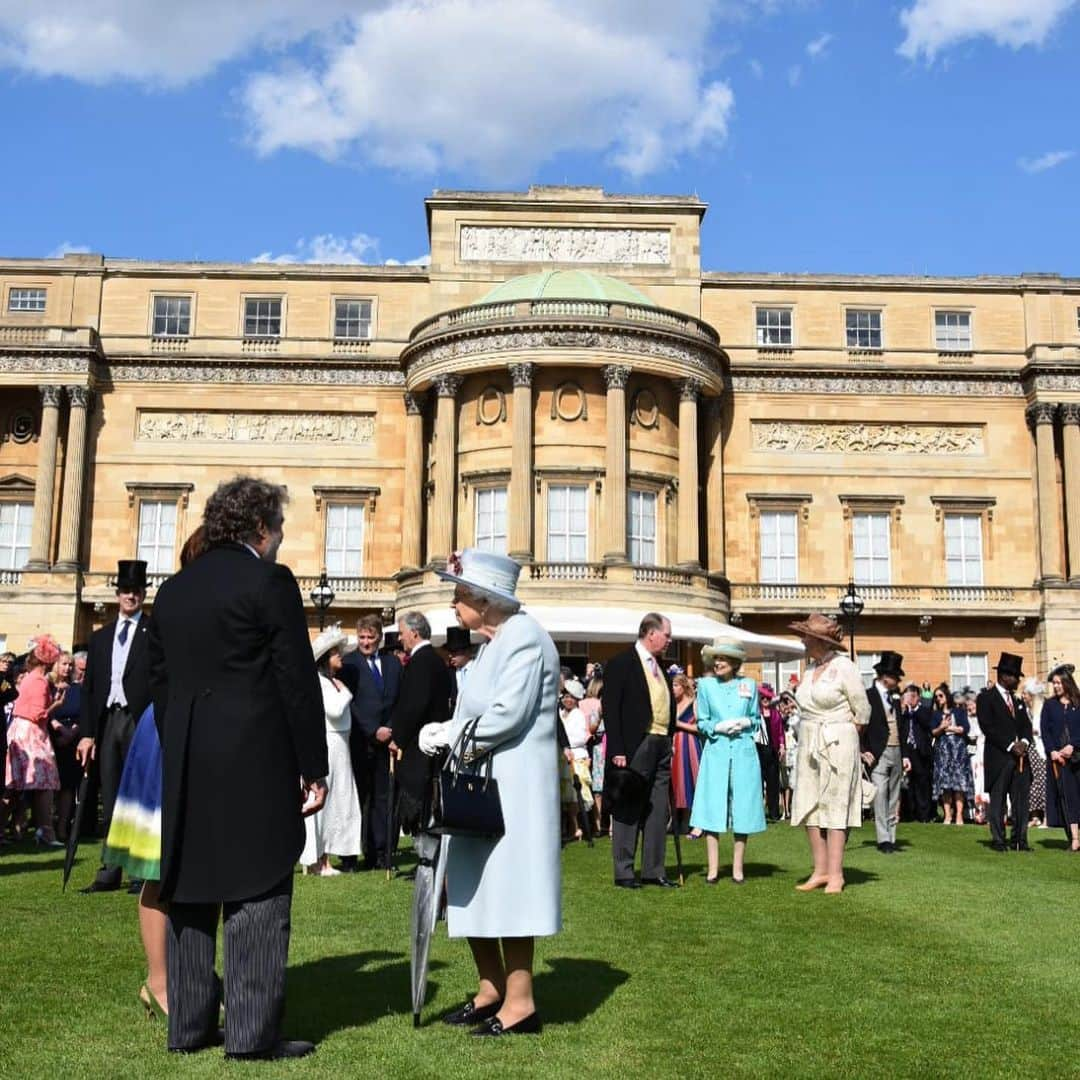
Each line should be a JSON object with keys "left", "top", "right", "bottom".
{"left": 0, "top": 502, "right": 33, "bottom": 569}
{"left": 628, "top": 489, "right": 657, "bottom": 565}
{"left": 759, "top": 510, "right": 798, "bottom": 583}
{"left": 853, "top": 511, "right": 891, "bottom": 585}
{"left": 152, "top": 295, "right": 191, "bottom": 337}
{"left": 935, "top": 310, "right": 972, "bottom": 350}
{"left": 547, "top": 485, "right": 588, "bottom": 562}
{"left": 474, "top": 487, "right": 508, "bottom": 554}
{"left": 763, "top": 659, "right": 802, "bottom": 693}
{"left": 857, "top": 652, "right": 882, "bottom": 689}
{"left": 8, "top": 288, "right": 46, "bottom": 312}
{"left": 244, "top": 297, "right": 282, "bottom": 338}
{"left": 324, "top": 503, "right": 365, "bottom": 575}
{"left": 136, "top": 500, "right": 177, "bottom": 575}
{"left": 950, "top": 652, "right": 988, "bottom": 692}
{"left": 334, "top": 299, "right": 373, "bottom": 340}
{"left": 756, "top": 307, "right": 793, "bottom": 346}
{"left": 846, "top": 309, "right": 882, "bottom": 349}
{"left": 944, "top": 513, "right": 983, "bottom": 585}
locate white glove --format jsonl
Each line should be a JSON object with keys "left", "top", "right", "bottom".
{"left": 717, "top": 720, "right": 740, "bottom": 736}
{"left": 418, "top": 721, "right": 451, "bottom": 756}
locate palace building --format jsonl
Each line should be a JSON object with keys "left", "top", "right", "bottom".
{"left": 2, "top": 185, "right": 1080, "bottom": 684}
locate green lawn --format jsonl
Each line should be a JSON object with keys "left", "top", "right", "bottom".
{"left": 1, "top": 823, "right": 1076, "bottom": 1078}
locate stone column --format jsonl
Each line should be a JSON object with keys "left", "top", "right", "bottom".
{"left": 602, "top": 364, "right": 630, "bottom": 563}
{"left": 676, "top": 378, "right": 703, "bottom": 569}
{"left": 26, "top": 384, "right": 63, "bottom": 570}
{"left": 1029, "top": 402, "right": 1065, "bottom": 582}
{"left": 705, "top": 398, "right": 726, "bottom": 576}
{"left": 1061, "top": 403, "right": 1080, "bottom": 582}
{"left": 508, "top": 362, "right": 534, "bottom": 561}
{"left": 429, "top": 374, "right": 462, "bottom": 567}
{"left": 401, "top": 391, "right": 425, "bottom": 571}
{"left": 55, "top": 385, "right": 93, "bottom": 571}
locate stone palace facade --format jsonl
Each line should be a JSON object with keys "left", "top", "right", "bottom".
{"left": 2, "top": 185, "right": 1080, "bottom": 684}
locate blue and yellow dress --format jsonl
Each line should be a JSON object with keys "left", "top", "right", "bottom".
{"left": 690, "top": 676, "right": 766, "bottom": 835}
{"left": 102, "top": 704, "right": 162, "bottom": 881}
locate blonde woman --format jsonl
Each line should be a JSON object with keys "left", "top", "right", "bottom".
{"left": 670, "top": 673, "right": 702, "bottom": 839}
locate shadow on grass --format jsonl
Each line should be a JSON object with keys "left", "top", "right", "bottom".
{"left": 0, "top": 856, "right": 68, "bottom": 877}
{"left": 842, "top": 867, "right": 880, "bottom": 886}
{"left": 534, "top": 957, "right": 629, "bottom": 1024}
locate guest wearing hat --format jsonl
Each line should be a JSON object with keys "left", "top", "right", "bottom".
{"left": 446, "top": 625, "right": 477, "bottom": 715}
{"left": 863, "top": 651, "right": 905, "bottom": 853}
{"left": 76, "top": 558, "right": 153, "bottom": 892}
{"left": 788, "top": 614, "right": 871, "bottom": 893}
{"left": 558, "top": 678, "right": 593, "bottom": 840}
{"left": 977, "top": 652, "right": 1033, "bottom": 852}
{"left": 691, "top": 640, "right": 766, "bottom": 884}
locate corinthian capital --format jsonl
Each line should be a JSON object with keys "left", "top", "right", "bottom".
{"left": 508, "top": 362, "right": 534, "bottom": 388}
{"left": 66, "top": 385, "right": 93, "bottom": 410}
{"left": 434, "top": 374, "right": 463, "bottom": 399}
{"left": 679, "top": 377, "right": 703, "bottom": 402}
{"left": 39, "top": 384, "right": 63, "bottom": 408}
{"left": 602, "top": 364, "right": 631, "bottom": 390}
{"left": 1026, "top": 401, "right": 1058, "bottom": 428}
{"left": 403, "top": 391, "right": 425, "bottom": 416}
{"left": 1060, "top": 402, "right": 1080, "bottom": 426}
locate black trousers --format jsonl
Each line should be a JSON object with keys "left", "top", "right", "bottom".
{"left": 349, "top": 729, "right": 392, "bottom": 867}
{"left": 612, "top": 735, "right": 672, "bottom": 883}
{"left": 167, "top": 874, "right": 293, "bottom": 1055}
{"left": 757, "top": 744, "right": 781, "bottom": 820}
{"left": 95, "top": 704, "right": 136, "bottom": 884}
{"left": 989, "top": 759, "right": 1032, "bottom": 848}
{"left": 907, "top": 751, "right": 934, "bottom": 822}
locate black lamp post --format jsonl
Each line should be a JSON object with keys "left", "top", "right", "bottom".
{"left": 838, "top": 579, "right": 864, "bottom": 662}
{"left": 310, "top": 569, "right": 335, "bottom": 631}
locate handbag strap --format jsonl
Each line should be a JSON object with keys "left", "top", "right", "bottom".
{"left": 445, "top": 718, "right": 494, "bottom": 785}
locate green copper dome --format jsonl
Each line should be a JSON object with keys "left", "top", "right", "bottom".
{"left": 475, "top": 270, "right": 655, "bottom": 307}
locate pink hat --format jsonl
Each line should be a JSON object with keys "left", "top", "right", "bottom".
{"left": 31, "top": 635, "right": 61, "bottom": 667}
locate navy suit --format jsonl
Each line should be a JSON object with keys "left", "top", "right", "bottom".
{"left": 900, "top": 703, "right": 935, "bottom": 822}
{"left": 341, "top": 649, "right": 402, "bottom": 867}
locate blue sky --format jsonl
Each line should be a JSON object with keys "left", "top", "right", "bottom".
{"left": 1, "top": 0, "right": 1077, "bottom": 276}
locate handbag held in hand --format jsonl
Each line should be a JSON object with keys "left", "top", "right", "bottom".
{"left": 431, "top": 718, "right": 505, "bottom": 839}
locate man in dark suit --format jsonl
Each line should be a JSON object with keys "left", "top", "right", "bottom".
{"left": 149, "top": 477, "right": 327, "bottom": 1061}
{"left": 389, "top": 611, "right": 451, "bottom": 833}
{"left": 445, "top": 625, "right": 476, "bottom": 716}
{"left": 862, "top": 651, "right": 905, "bottom": 853}
{"left": 601, "top": 612, "right": 677, "bottom": 889}
{"left": 899, "top": 683, "right": 936, "bottom": 822}
{"left": 75, "top": 559, "right": 152, "bottom": 893}
{"left": 340, "top": 612, "right": 402, "bottom": 870}
{"left": 977, "top": 652, "right": 1033, "bottom": 852}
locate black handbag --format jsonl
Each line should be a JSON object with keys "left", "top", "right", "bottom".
{"left": 430, "top": 718, "right": 505, "bottom": 839}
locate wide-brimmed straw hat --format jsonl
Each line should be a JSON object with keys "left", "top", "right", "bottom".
{"left": 788, "top": 613, "right": 845, "bottom": 649}
{"left": 701, "top": 639, "right": 747, "bottom": 668}
{"left": 312, "top": 624, "right": 356, "bottom": 663}
{"left": 436, "top": 548, "right": 522, "bottom": 609}
{"left": 562, "top": 678, "right": 585, "bottom": 701}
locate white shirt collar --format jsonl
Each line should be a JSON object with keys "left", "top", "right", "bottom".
{"left": 635, "top": 640, "right": 656, "bottom": 666}
{"left": 241, "top": 542, "right": 261, "bottom": 559}
{"left": 115, "top": 610, "right": 142, "bottom": 633}
{"left": 411, "top": 639, "right": 431, "bottom": 656}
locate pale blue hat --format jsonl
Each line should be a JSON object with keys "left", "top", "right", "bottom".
{"left": 436, "top": 548, "right": 522, "bottom": 609}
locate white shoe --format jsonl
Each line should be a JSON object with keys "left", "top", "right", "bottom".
{"left": 319, "top": 865, "right": 342, "bottom": 877}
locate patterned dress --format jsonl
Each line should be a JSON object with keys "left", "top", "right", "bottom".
{"left": 103, "top": 704, "right": 162, "bottom": 881}
{"left": 4, "top": 669, "right": 60, "bottom": 791}
{"left": 670, "top": 700, "right": 702, "bottom": 811}
{"left": 931, "top": 708, "right": 975, "bottom": 799}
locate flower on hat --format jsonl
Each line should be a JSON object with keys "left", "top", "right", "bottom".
{"left": 31, "top": 634, "right": 61, "bottom": 668}
{"left": 448, "top": 550, "right": 464, "bottom": 576}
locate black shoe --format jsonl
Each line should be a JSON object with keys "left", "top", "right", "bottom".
{"left": 471, "top": 1012, "right": 542, "bottom": 1037}
{"left": 443, "top": 999, "right": 502, "bottom": 1026}
{"left": 80, "top": 879, "right": 121, "bottom": 894}
{"left": 876, "top": 843, "right": 893, "bottom": 854}
{"left": 1014, "top": 842, "right": 1034, "bottom": 852}
{"left": 614, "top": 879, "right": 641, "bottom": 889}
{"left": 641, "top": 877, "right": 680, "bottom": 888}
{"left": 990, "top": 842, "right": 1008, "bottom": 852}
{"left": 127, "top": 880, "right": 144, "bottom": 895}
{"left": 225, "top": 1039, "right": 315, "bottom": 1061}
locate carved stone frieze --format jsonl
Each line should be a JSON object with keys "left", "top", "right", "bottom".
{"left": 136, "top": 410, "right": 376, "bottom": 445}
{"left": 752, "top": 421, "right": 984, "bottom": 455}
{"left": 459, "top": 225, "right": 670, "bottom": 265}
{"left": 0, "top": 355, "right": 92, "bottom": 376}
{"left": 731, "top": 372, "right": 1024, "bottom": 397}
{"left": 1030, "top": 374, "right": 1080, "bottom": 393}
{"left": 109, "top": 362, "right": 404, "bottom": 386}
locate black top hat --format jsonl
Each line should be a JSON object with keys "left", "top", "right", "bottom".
{"left": 873, "top": 651, "right": 905, "bottom": 679}
{"left": 445, "top": 626, "right": 473, "bottom": 652}
{"left": 994, "top": 652, "right": 1024, "bottom": 678}
{"left": 605, "top": 766, "right": 649, "bottom": 825}
{"left": 114, "top": 559, "right": 148, "bottom": 592}
{"left": 381, "top": 629, "right": 401, "bottom": 652}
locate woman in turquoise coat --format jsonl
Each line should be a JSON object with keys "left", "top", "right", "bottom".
{"left": 690, "top": 639, "right": 766, "bottom": 884}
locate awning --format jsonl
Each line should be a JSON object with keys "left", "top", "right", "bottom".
{"left": 422, "top": 604, "right": 803, "bottom": 661}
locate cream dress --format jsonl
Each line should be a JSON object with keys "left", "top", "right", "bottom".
{"left": 790, "top": 653, "right": 871, "bottom": 829}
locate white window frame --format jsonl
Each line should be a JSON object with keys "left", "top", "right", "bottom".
{"left": 324, "top": 502, "right": 365, "bottom": 576}
{"left": 151, "top": 294, "right": 192, "bottom": 338}
{"left": 759, "top": 509, "right": 798, "bottom": 584}
{"left": 756, "top": 306, "right": 793, "bottom": 347}
{"left": 853, "top": 511, "right": 891, "bottom": 585}
{"left": 7, "top": 287, "right": 46, "bottom": 313}
{"left": 950, "top": 653, "right": 988, "bottom": 692}
{"left": 136, "top": 499, "right": 177, "bottom": 575}
{"left": 333, "top": 298, "right": 374, "bottom": 340}
{"left": 0, "top": 501, "right": 33, "bottom": 569}
{"left": 628, "top": 489, "right": 658, "bottom": 565}
{"left": 944, "top": 513, "right": 983, "bottom": 585}
{"left": 762, "top": 659, "right": 802, "bottom": 693}
{"left": 474, "top": 486, "right": 508, "bottom": 554}
{"left": 243, "top": 296, "right": 283, "bottom": 338}
{"left": 845, "top": 308, "right": 882, "bottom": 350}
{"left": 546, "top": 484, "right": 589, "bottom": 563}
{"left": 934, "top": 310, "right": 972, "bottom": 351}
{"left": 857, "top": 652, "right": 882, "bottom": 689}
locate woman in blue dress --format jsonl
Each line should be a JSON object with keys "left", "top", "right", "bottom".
{"left": 929, "top": 682, "right": 974, "bottom": 824}
{"left": 690, "top": 640, "right": 766, "bottom": 884}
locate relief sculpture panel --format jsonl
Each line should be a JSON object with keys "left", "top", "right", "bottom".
{"left": 137, "top": 410, "right": 376, "bottom": 444}
{"left": 752, "top": 421, "right": 984, "bottom": 455}
{"left": 459, "top": 225, "right": 670, "bottom": 265}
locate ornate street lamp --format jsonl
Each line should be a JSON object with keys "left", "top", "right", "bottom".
{"left": 838, "top": 579, "right": 864, "bottom": 663}
{"left": 310, "top": 569, "right": 335, "bottom": 631}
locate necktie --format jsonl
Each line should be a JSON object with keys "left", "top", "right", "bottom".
{"left": 648, "top": 656, "right": 660, "bottom": 679}
{"left": 118, "top": 620, "right": 131, "bottom": 646}
{"left": 1005, "top": 694, "right": 1015, "bottom": 717}
{"left": 369, "top": 656, "right": 384, "bottom": 692}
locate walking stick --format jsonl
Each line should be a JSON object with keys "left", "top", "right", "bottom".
{"left": 386, "top": 750, "right": 399, "bottom": 882}
{"left": 1052, "top": 760, "right": 1073, "bottom": 843}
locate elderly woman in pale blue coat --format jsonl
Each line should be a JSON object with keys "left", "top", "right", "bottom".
{"left": 690, "top": 639, "right": 766, "bottom": 885}
{"left": 420, "top": 549, "right": 560, "bottom": 1038}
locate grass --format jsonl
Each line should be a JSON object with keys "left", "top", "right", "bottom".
{"left": 1, "top": 822, "right": 1077, "bottom": 1079}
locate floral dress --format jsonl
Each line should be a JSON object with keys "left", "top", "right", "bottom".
{"left": 5, "top": 669, "right": 59, "bottom": 791}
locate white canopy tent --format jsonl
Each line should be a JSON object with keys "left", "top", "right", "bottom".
{"left": 421, "top": 604, "right": 804, "bottom": 662}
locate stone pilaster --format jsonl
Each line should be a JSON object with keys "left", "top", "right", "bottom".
{"left": 602, "top": 364, "right": 630, "bottom": 563}
{"left": 429, "top": 375, "right": 462, "bottom": 567}
{"left": 676, "top": 378, "right": 702, "bottom": 569}
{"left": 55, "top": 385, "right": 93, "bottom": 571}
{"left": 26, "top": 384, "right": 63, "bottom": 570}
{"left": 1061, "top": 403, "right": 1080, "bottom": 582}
{"left": 1028, "top": 402, "right": 1065, "bottom": 582}
{"left": 401, "top": 392, "right": 425, "bottom": 571}
{"left": 705, "top": 398, "right": 726, "bottom": 576}
{"left": 507, "top": 362, "right": 534, "bottom": 561}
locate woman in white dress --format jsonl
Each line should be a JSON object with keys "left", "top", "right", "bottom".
{"left": 965, "top": 691, "right": 988, "bottom": 822}
{"left": 301, "top": 626, "right": 362, "bottom": 877}
{"left": 419, "top": 549, "right": 561, "bottom": 1038}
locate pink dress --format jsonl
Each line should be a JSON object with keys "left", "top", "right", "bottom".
{"left": 5, "top": 670, "right": 60, "bottom": 791}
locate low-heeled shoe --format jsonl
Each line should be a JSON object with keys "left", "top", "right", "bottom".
{"left": 641, "top": 877, "right": 680, "bottom": 888}
{"left": 471, "top": 1012, "right": 542, "bottom": 1037}
{"left": 443, "top": 999, "right": 503, "bottom": 1026}
{"left": 225, "top": 1039, "right": 315, "bottom": 1061}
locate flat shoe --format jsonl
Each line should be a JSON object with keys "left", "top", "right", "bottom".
{"left": 471, "top": 1012, "right": 542, "bottom": 1037}
{"left": 731, "top": 876, "right": 745, "bottom": 885}
{"left": 705, "top": 876, "right": 719, "bottom": 885}
{"left": 795, "top": 877, "right": 827, "bottom": 892}
{"left": 225, "top": 1039, "right": 314, "bottom": 1060}
{"left": 443, "top": 999, "right": 502, "bottom": 1026}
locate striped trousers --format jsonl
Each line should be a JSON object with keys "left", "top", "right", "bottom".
{"left": 166, "top": 874, "right": 293, "bottom": 1055}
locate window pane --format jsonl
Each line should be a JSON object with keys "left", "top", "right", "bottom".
{"left": 8, "top": 288, "right": 46, "bottom": 312}
{"left": 547, "top": 485, "right": 587, "bottom": 562}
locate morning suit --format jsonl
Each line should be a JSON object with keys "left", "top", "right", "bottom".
{"left": 81, "top": 611, "right": 152, "bottom": 885}
{"left": 149, "top": 543, "right": 327, "bottom": 1055}
{"left": 341, "top": 647, "right": 402, "bottom": 867}
{"left": 977, "top": 684, "right": 1033, "bottom": 849}
{"left": 900, "top": 701, "right": 935, "bottom": 822}
{"left": 601, "top": 643, "right": 676, "bottom": 883}
{"left": 864, "top": 682, "right": 903, "bottom": 845}
{"left": 390, "top": 642, "right": 451, "bottom": 832}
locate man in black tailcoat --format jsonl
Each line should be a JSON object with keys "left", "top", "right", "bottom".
{"left": 149, "top": 477, "right": 327, "bottom": 1060}
{"left": 862, "top": 651, "right": 905, "bottom": 852}
{"left": 977, "top": 652, "right": 1033, "bottom": 852}
{"left": 76, "top": 559, "right": 152, "bottom": 892}
{"left": 899, "top": 682, "right": 936, "bottom": 822}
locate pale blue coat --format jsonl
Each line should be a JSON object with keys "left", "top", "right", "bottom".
{"left": 689, "top": 676, "right": 767, "bottom": 836}
{"left": 444, "top": 611, "right": 562, "bottom": 938}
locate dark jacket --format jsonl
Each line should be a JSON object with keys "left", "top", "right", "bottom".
{"left": 600, "top": 645, "right": 675, "bottom": 763}
{"left": 149, "top": 544, "right": 327, "bottom": 904}
{"left": 976, "top": 684, "right": 1033, "bottom": 792}
{"left": 80, "top": 613, "right": 153, "bottom": 741}
{"left": 341, "top": 649, "right": 402, "bottom": 740}
{"left": 899, "top": 703, "right": 935, "bottom": 759}
{"left": 390, "top": 643, "right": 451, "bottom": 830}
{"left": 862, "top": 683, "right": 900, "bottom": 766}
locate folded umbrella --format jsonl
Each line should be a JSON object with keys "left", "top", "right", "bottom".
{"left": 409, "top": 830, "right": 444, "bottom": 1027}
{"left": 1051, "top": 760, "right": 1073, "bottom": 844}
{"left": 387, "top": 750, "right": 399, "bottom": 882}
{"left": 62, "top": 770, "right": 92, "bottom": 892}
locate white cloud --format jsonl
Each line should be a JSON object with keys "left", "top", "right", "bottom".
{"left": 47, "top": 241, "right": 91, "bottom": 257}
{"left": 748, "top": 57, "right": 764, "bottom": 78}
{"left": 252, "top": 232, "right": 381, "bottom": 264}
{"left": 806, "top": 32, "right": 832, "bottom": 57}
{"left": 787, "top": 63, "right": 802, "bottom": 86}
{"left": 898, "top": 0, "right": 1079, "bottom": 61}
{"left": 1018, "top": 150, "right": 1075, "bottom": 173}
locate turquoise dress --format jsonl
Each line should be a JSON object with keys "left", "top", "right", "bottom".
{"left": 690, "top": 676, "right": 767, "bottom": 835}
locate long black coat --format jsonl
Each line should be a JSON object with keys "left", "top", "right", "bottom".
{"left": 149, "top": 544, "right": 327, "bottom": 904}
{"left": 862, "top": 683, "right": 900, "bottom": 766}
{"left": 976, "top": 685, "right": 1033, "bottom": 792}
{"left": 600, "top": 645, "right": 675, "bottom": 763}
{"left": 80, "top": 613, "right": 153, "bottom": 741}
